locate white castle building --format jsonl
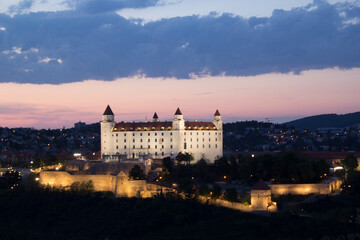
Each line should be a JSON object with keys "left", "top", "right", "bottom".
{"left": 101, "top": 105, "right": 223, "bottom": 163}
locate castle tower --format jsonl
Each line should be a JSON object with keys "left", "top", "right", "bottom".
{"left": 212, "top": 109, "right": 223, "bottom": 130}
{"left": 250, "top": 179, "right": 273, "bottom": 211}
{"left": 152, "top": 112, "right": 159, "bottom": 122}
{"left": 172, "top": 107, "right": 185, "bottom": 130}
{"left": 101, "top": 105, "right": 116, "bottom": 157}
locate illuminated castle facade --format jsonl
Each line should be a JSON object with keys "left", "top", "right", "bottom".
{"left": 101, "top": 106, "right": 223, "bottom": 162}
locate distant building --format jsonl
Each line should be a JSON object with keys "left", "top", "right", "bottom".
{"left": 101, "top": 105, "right": 223, "bottom": 162}
{"left": 74, "top": 121, "right": 86, "bottom": 128}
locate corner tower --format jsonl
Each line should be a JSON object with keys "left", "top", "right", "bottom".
{"left": 101, "top": 105, "right": 115, "bottom": 157}
{"left": 172, "top": 107, "right": 185, "bottom": 130}
{"left": 212, "top": 109, "right": 223, "bottom": 130}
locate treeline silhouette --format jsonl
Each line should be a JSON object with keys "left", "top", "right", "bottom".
{"left": 0, "top": 189, "right": 359, "bottom": 240}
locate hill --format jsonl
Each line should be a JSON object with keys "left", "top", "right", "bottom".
{"left": 284, "top": 112, "right": 360, "bottom": 130}
{"left": 0, "top": 190, "right": 359, "bottom": 239}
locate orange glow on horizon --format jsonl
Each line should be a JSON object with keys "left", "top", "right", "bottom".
{"left": 0, "top": 67, "right": 359, "bottom": 129}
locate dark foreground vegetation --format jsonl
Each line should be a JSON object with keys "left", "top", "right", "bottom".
{"left": 0, "top": 189, "right": 359, "bottom": 240}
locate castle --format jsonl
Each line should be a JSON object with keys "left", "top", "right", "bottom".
{"left": 101, "top": 106, "right": 223, "bottom": 162}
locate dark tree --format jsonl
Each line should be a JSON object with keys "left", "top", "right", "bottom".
{"left": 341, "top": 154, "right": 358, "bottom": 171}
{"left": 129, "top": 165, "right": 146, "bottom": 180}
{"left": 162, "top": 157, "right": 173, "bottom": 173}
{"left": 224, "top": 188, "right": 238, "bottom": 202}
{"left": 211, "top": 183, "right": 222, "bottom": 200}
{"left": 2, "top": 170, "right": 21, "bottom": 189}
{"left": 176, "top": 152, "right": 194, "bottom": 165}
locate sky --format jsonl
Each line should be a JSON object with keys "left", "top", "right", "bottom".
{"left": 0, "top": 0, "right": 359, "bottom": 129}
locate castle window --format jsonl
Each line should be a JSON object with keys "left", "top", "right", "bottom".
{"left": 190, "top": 138, "right": 192, "bottom": 142}
{"left": 155, "top": 139, "right": 157, "bottom": 142}
{"left": 141, "top": 145, "right": 143, "bottom": 148}
{"left": 190, "top": 144, "right": 192, "bottom": 148}
{"left": 197, "top": 138, "right": 199, "bottom": 142}
{"left": 170, "top": 133, "right": 173, "bottom": 136}
{"left": 202, "top": 132, "right": 204, "bottom": 135}
{"left": 203, "top": 138, "right": 204, "bottom": 141}
{"left": 170, "top": 145, "right": 173, "bottom": 149}
{"left": 170, "top": 138, "right": 173, "bottom": 142}
{"left": 124, "top": 146, "right": 126, "bottom": 149}
{"left": 133, "top": 133, "right": 135, "bottom": 136}
{"left": 216, "top": 138, "right": 217, "bottom": 141}
{"left": 140, "top": 139, "right": 143, "bottom": 142}
{"left": 116, "top": 134, "right": 118, "bottom": 137}
{"left": 209, "top": 132, "right": 210, "bottom": 135}
{"left": 116, "top": 146, "right": 119, "bottom": 149}
{"left": 116, "top": 139, "right": 118, "bottom": 143}
{"left": 133, "top": 145, "right": 135, "bottom": 149}
{"left": 162, "top": 152, "right": 164, "bottom": 156}
{"left": 215, "top": 144, "right": 217, "bottom": 148}
{"left": 209, "top": 144, "right": 211, "bottom": 148}
{"left": 190, "top": 132, "right": 192, "bottom": 135}
{"left": 161, "top": 133, "right": 164, "bottom": 136}
{"left": 148, "top": 133, "right": 150, "bottom": 136}
{"left": 124, "top": 139, "right": 126, "bottom": 143}
{"left": 184, "top": 132, "right": 186, "bottom": 135}
{"left": 155, "top": 133, "right": 157, "bottom": 136}
{"left": 162, "top": 145, "right": 164, "bottom": 149}
{"left": 155, "top": 145, "right": 157, "bottom": 149}
{"left": 184, "top": 143, "right": 187, "bottom": 149}
{"left": 184, "top": 138, "right": 186, "bottom": 142}
{"left": 203, "top": 144, "right": 205, "bottom": 148}
{"left": 148, "top": 145, "right": 150, "bottom": 149}
{"left": 155, "top": 152, "right": 157, "bottom": 156}
{"left": 197, "top": 144, "right": 199, "bottom": 148}
{"left": 197, "top": 133, "right": 199, "bottom": 135}
{"left": 124, "top": 133, "right": 127, "bottom": 136}
{"left": 209, "top": 138, "right": 211, "bottom": 141}
{"left": 148, "top": 139, "right": 150, "bottom": 142}
{"left": 140, "top": 133, "right": 143, "bottom": 136}
{"left": 133, "top": 139, "right": 135, "bottom": 142}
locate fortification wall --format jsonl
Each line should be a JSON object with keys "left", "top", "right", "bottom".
{"left": 269, "top": 178, "right": 342, "bottom": 195}
{"left": 39, "top": 171, "right": 169, "bottom": 198}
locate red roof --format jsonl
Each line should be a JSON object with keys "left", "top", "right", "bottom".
{"left": 153, "top": 112, "right": 159, "bottom": 119}
{"left": 103, "top": 105, "right": 114, "bottom": 115}
{"left": 175, "top": 107, "right": 182, "bottom": 115}
{"left": 214, "top": 109, "right": 221, "bottom": 116}
{"left": 112, "top": 121, "right": 216, "bottom": 131}
{"left": 252, "top": 179, "right": 270, "bottom": 190}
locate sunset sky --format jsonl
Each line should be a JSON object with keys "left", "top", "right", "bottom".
{"left": 0, "top": 0, "right": 359, "bottom": 129}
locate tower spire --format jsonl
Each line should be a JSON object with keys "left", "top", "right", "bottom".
{"left": 175, "top": 107, "right": 182, "bottom": 115}
{"left": 103, "top": 105, "right": 114, "bottom": 115}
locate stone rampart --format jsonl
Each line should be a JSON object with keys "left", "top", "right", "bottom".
{"left": 269, "top": 178, "right": 342, "bottom": 195}
{"left": 39, "top": 171, "right": 169, "bottom": 198}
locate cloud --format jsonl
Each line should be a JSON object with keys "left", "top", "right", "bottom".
{"left": 0, "top": 0, "right": 359, "bottom": 83}
{"left": 65, "top": 0, "right": 160, "bottom": 14}
{"left": 8, "top": 0, "right": 34, "bottom": 14}
{"left": 38, "top": 57, "right": 62, "bottom": 64}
